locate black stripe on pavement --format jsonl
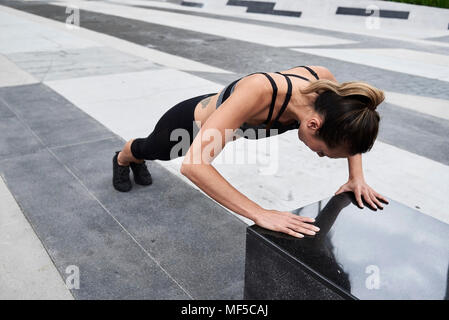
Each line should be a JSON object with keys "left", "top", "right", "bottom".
{"left": 227, "top": 0, "right": 302, "bottom": 17}
{"left": 181, "top": 1, "right": 204, "bottom": 8}
{"left": 336, "top": 6, "right": 409, "bottom": 19}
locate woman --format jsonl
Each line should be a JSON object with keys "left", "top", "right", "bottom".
{"left": 112, "top": 65, "right": 389, "bottom": 238}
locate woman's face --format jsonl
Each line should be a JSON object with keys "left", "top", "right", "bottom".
{"left": 297, "top": 117, "right": 350, "bottom": 159}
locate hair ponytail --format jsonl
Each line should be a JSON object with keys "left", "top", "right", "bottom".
{"left": 300, "top": 79, "right": 385, "bottom": 154}
{"left": 299, "top": 79, "right": 385, "bottom": 111}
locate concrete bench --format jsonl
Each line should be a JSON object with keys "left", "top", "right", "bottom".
{"left": 244, "top": 192, "right": 449, "bottom": 300}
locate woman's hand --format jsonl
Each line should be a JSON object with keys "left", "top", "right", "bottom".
{"left": 254, "top": 209, "right": 320, "bottom": 238}
{"left": 335, "top": 177, "right": 389, "bottom": 210}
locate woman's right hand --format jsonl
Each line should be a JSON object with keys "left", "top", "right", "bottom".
{"left": 254, "top": 209, "right": 320, "bottom": 238}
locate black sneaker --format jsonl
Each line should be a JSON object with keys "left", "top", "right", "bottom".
{"left": 130, "top": 161, "right": 153, "bottom": 186}
{"left": 112, "top": 151, "right": 132, "bottom": 192}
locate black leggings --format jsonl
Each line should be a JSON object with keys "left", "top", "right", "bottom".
{"left": 130, "top": 92, "right": 216, "bottom": 161}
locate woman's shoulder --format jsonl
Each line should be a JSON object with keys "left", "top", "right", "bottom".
{"left": 232, "top": 65, "right": 337, "bottom": 99}
{"left": 306, "top": 65, "right": 337, "bottom": 82}
{"left": 232, "top": 73, "right": 274, "bottom": 104}
{"left": 236, "top": 72, "right": 274, "bottom": 92}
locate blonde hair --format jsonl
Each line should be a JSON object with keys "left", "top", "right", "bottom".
{"left": 299, "top": 79, "right": 385, "bottom": 154}
{"left": 299, "top": 79, "right": 385, "bottom": 110}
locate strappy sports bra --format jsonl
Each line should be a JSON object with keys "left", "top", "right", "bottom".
{"left": 215, "top": 65, "right": 320, "bottom": 139}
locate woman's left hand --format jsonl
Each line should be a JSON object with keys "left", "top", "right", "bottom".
{"left": 335, "top": 177, "right": 389, "bottom": 210}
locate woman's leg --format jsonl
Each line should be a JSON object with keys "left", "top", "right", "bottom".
{"left": 112, "top": 92, "right": 216, "bottom": 191}
{"left": 124, "top": 92, "right": 216, "bottom": 162}
{"left": 117, "top": 139, "right": 142, "bottom": 166}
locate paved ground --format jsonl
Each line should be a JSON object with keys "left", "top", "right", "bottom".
{"left": 0, "top": 0, "right": 448, "bottom": 299}
{"left": 0, "top": 175, "right": 73, "bottom": 299}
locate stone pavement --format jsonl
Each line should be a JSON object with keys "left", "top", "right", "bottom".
{"left": 0, "top": 0, "right": 448, "bottom": 299}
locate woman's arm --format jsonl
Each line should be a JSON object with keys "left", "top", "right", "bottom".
{"left": 181, "top": 74, "right": 319, "bottom": 238}
{"left": 348, "top": 153, "right": 364, "bottom": 180}
{"left": 181, "top": 162, "right": 263, "bottom": 221}
{"left": 335, "top": 153, "right": 389, "bottom": 209}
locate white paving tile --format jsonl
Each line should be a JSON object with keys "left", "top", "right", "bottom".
{"left": 50, "top": 0, "right": 356, "bottom": 47}
{"left": 0, "top": 175, "right": 73, "bottom": 300}
{"left": 291, "top": 48, "right": 449, "bottom": 82}
{"left": 385, "top": 91, "right": 449, "bottom": 121}
{"left": 0, "top": 54, "right": 38, "bottom": 88}
{"left": 108, "top": 0, "right": 449, "bottom": 47}
{"left": 45, "top": 69, "right": 222, "bottom": 139}
{"left": 0, "top": 10, "right": 100, "bottom": 54}
{"left": 6, "top": 46, "right": 160, "bottom": 82}
{"left": 374, "top": 48, "right": 449, "bottom": 67}
{"left": 0, "top": 4, "right": 230, "bottom": 74}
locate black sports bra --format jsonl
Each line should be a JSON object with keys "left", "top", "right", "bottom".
{"left": 215, "top": 65, "right": 320, "bottom": 139}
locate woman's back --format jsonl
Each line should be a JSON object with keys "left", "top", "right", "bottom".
{"left": 193, "top": 66, "right": 321, "bottom": 138}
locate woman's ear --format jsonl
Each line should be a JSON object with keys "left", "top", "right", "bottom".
{"left": 307, "top": 117, "right": 322, "bottom": 132}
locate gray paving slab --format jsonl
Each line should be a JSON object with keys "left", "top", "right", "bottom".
{"left": 0, "top": 149, "right": 190, "bottom": 299}
{"left": 0, "top": 98, "right": 15, "bottom": 118}
{"left": 52, "top": 136, "right": 247, "bottom": 299}
{"left": 378, "top": 102, "right": 449, "bottom": 165}
{"left": 6, "top": 46, "right": 162, "bottom": 81}
{"left": 425, "top": 35, "right": 449, "bottom": 43}
{"left": 0, "top": 115, "right": 43, "bottom": 160}
{"left": 0, "top": 175, "right": 74, "bottom": 300}
{"left": 0, "top": 83, "right": 115, "bottom": 148}
{"left": 0, "top": 81, "right": 54, "bottom": 104}
{"left": 0, "top": 81, "right": 246, "bottom": 299}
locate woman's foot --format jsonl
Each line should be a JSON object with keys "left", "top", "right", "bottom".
{"left": 130, "top": 161, "right": 153, "bottom": 185}
{"left": 112, "top": 151, "right": 132, "bottom": 192}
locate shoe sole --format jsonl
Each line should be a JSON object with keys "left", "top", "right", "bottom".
{"left": 134, "top": 178, "right": 152, "bottom": 186}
